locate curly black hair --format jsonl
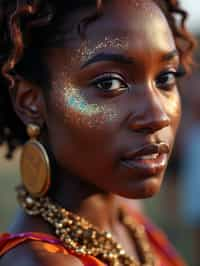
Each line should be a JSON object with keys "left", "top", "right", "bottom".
{"left": 0, "top": 0, "right": 197, "bottom": 159}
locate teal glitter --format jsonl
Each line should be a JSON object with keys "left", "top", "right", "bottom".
{"left": 66, "top": 88, "right": 103, "bottom": 116}
{"left": 63, "top": 84, "right": 119, "bottom": 129}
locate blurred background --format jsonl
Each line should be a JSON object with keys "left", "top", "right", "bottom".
{"left": 0, "top": 1, "right": 199, "bottom": 266}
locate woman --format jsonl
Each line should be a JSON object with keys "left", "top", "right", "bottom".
{"left": 0, "top": 0, "right": 196, "bottom": 265}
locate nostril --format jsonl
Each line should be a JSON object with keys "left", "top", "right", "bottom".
{"left": 133, "top": 127, "right": 154, "bottom": 134}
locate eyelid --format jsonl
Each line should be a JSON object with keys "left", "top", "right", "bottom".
{"left": 158, "top": 65, "right": 186, "bottom": 77}
{"left": 89, "top": 72, "right": 127, "bottom": 85}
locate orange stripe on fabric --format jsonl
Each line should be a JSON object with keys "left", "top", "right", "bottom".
{"left": 0, "top": 235, "right": 67, "bottom": 256}
{"left": 0, "top": 233, "right": 105, "bottom": 266}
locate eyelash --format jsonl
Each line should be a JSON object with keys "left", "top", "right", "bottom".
{"left": 155, "top": 67, "right": 186, "bottom": 90}
{"left": 90, "top": 73, "right": 128, "bottom": 96}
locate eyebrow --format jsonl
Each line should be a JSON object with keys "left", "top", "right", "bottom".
{"left": 162, "top": 50, "right": 179, "bottom": 61}
{"left": 81, "top": 53, "right": 134, "bottom": 69}
{"left": 80, "top": 50, "right": 179, "bottom": 69}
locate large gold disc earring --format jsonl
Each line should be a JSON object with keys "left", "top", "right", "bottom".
{"left": 20, "top": 123, "right": 51, "bottom": 197}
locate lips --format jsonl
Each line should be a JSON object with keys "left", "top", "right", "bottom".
{"left": 121, "top": 143, "right": 170, "bottom": 177}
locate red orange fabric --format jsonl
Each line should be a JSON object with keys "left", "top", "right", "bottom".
{"left": 123, "top": 206, "right": 186, "bottom": 266}
{"left": 0, "top": 209, "right": 186, "bottom": 266}
{"left": 0, "top": 232, "right": 104, "bottom": 266}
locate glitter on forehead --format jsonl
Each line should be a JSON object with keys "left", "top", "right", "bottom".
{"left": 70, "top": 36, "right": 129, "bottom": 66}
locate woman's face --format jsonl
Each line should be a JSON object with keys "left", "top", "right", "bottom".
{"left": 43, "top": 0, "right": 181, "bottom": 198}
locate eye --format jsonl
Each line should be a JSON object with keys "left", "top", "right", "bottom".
{"left": 155, "top": 68, "right": 186, "bottom": 90}
{"left": 91, "top": 73, "right": 128, "bottom": 96}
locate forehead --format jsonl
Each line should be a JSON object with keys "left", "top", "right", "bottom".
{"left": 46, "top": 0, "right": 176, "bottom": 68}
{"left": 61, "top": 0, "right": 173, "bottom": 49}
{"left": 83, "top": 0, "right": 174, "bottom": 50}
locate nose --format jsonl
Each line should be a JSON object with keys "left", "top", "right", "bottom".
{"left": 128, "top": 90, "right": 170, "bottom": 134}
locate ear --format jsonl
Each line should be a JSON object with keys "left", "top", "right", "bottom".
{"left": 9, "top": 78, "right": 46, "bottom": 127}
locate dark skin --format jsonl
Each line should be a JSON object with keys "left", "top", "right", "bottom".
{"left": 1, "top": 0, "right": 181, "bottom": 265}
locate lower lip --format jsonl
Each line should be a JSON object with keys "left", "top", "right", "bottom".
{"left": 121, "top": 153, "right": 168, "bottom": 177}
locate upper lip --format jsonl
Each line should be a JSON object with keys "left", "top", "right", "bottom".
{"left": 122, "top": 142, "right": 170, "bottom": 160}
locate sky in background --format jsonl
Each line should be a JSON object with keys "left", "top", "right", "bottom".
{"left": 181, "top": 0, "right": 200, "bottom": 33}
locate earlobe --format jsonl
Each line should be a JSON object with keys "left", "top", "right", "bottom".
{"left": 8, "top": 77, "right": 45, "bottom": 127}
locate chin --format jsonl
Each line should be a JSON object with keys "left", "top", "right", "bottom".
{"left": 136, "top": 178, "right": 162, "bottom": 198}
{"left": 115, "top": 175, "right": 163, "bottom": 199}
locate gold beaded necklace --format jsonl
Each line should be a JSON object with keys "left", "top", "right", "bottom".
{"left": 17, "top": 187, "right": 155, "bottom": 266}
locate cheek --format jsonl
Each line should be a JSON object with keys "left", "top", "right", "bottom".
{"left": 62, "top": 86, "right": 119, "bottom": 130}
{"left": 49, "top": 80, "right": 122, "bottom": 143}
{"left": 46, "top": 82, "right": 124, "bottom": 176}
{"left": 160, "top": 90, "right": 181, "bottom": 149}
{"left": 166, "top": 89, "right": 181, "bottom": 132}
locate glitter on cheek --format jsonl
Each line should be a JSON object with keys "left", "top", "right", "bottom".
{"left": 63, "top": 82, "right": 119, "bottom": 129}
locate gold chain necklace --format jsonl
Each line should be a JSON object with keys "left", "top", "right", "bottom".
{"left": 17, "top": 186, "right": 155, "bottom": 266}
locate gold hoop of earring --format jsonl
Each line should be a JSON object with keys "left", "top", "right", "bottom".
{"left": 20, "top": 123, "right": 51, "bottom": 197}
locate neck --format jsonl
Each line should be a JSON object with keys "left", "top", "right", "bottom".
{"left": 48, "top": 170, "right": 122, "bottom": 233}
{"left": 78, "top": 193, "right": 121, "bottom": 232}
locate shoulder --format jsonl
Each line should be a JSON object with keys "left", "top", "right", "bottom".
{"left": 0, "top": 241, "right": 84, "bottom": 266}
